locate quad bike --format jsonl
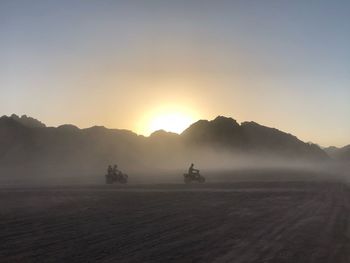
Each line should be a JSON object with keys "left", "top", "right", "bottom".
{"left": 105, "top": 172, "right": 128, "bottom": 184}
{"left": 183, "top": 172, "right": 205, "bottom": 184}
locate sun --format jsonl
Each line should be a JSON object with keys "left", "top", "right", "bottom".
{"left": 149, "top": 112, "right": 194, "bottom": 134}
{"left": 139, "top": 107, "right": 198, "bottom": 135}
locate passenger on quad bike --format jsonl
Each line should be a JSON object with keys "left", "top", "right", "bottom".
{"left": 107, "top": 165, "right": 113, "bottom": 176}
{"left": 113, "top": 164, "right": 121, "bottom": 176}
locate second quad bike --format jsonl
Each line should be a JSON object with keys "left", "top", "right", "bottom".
{"left": 105, "top": 172, "right": 128, "bottom": 184}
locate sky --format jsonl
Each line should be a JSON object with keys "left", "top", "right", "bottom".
{"left": 1, "top": 0, "right": 349, "bottom": 147}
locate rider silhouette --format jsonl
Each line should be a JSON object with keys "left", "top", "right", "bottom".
{"left": 107, "top": 165, "right": 113, "bottom": 175}
{"left": 189, "top": 163, "right": 199, "bottom": 176}
{"left": 113, "top": 164, "right": 120, "bottom": 176}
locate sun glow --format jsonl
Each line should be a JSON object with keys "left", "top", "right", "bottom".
{"left": 139, "top": 106, "right": 198, "bottom": 135}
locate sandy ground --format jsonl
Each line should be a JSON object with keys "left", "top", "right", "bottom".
{"left": 0, "top": 182, "right": 350, "bottom": 263}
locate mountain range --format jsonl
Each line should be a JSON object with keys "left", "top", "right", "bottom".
{"left": 0, "top": 114, "right": 346, "bottom": 183}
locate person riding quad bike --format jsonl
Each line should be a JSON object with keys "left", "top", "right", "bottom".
{"left": 105, "top": 164, "right": 128, "bottom": 184}
{"left": 189, "top": 163, "right": 200, "bottom": 177}
{"left": 183, "top": 163, "right": 205, "bottom": 183}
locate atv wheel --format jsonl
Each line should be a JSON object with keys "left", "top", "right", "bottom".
{"left": 184, "top": 177, "right": 191, "bottom": 184}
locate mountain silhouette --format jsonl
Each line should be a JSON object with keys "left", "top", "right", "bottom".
{"left": 325, "top": 145, "right": 350, "bottom": 161}
{"left": 0, "top": 114, "right": 332, "bottom": 183}
{"left": 182, "top": 116, "right": 245, "bottom": 148}
{"left": 7, "top": 114, "right": 46, "bottom": 128}
{"left": 182, "top": 116, "right": 327, "bottom": 160}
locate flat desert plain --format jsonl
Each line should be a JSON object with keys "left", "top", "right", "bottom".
{"left": 1, "top": 182, "right": 350, "bottom": 263}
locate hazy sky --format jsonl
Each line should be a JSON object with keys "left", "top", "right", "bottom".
{"left": 1, "top": 0, "right": 349, "bottom": 147}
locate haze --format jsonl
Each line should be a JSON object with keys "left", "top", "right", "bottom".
{"left": 1, "top": 0, "right": 350, "bottom": 147}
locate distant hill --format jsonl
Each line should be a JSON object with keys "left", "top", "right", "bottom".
{"left": 182, "top": 116, "right": 328, "bottom": 160}
{"left": 340, "top": 145, "right": 350, "bottom": 160}
{"left": 325, "top": 145, "right": 350, "bottom": 161}
{"left": 0, "top": 114, "right": 331, "bottom": 183}
{"left": 7, "top": 114, "right": 46, "bottom": 128}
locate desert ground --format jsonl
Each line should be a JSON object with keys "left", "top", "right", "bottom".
{"left": 1, "top": 181, "right": 350, "bottom": 263}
